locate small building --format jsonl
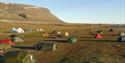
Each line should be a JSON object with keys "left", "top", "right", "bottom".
{"left": 34, "top": 42, "right": 57, "bottom": 51}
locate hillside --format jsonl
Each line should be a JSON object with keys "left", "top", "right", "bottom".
{"left": 0, "top": 3, "right": 63, "bottom": 23}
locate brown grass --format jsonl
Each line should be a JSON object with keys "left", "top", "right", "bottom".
{"left": 0, "top": 22, "right": 125, "bottom": 63}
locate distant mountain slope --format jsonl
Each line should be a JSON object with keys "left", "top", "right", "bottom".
{"left": 0, "top": 3, "right": 64, "bottom": 23}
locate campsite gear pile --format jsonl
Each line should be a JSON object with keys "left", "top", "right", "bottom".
{"left": 117, "top": 32, "right": 125, "bottom": 42}
{"left": 96, "top": 30, "right": 103, "bottom": 35}
{"left": 0, "top": 50, "right": 36, "bottom": 63}
{"left": 51, "top": 31, "right": 64, "bottom": 38}
{"left": 10, "top": 27, "right": 25, "bottom": 33}
{"left": 42, "top": 33, "right": 49, "bottom": 37}
{"left": 42, "top": 31, "right": 70, "bottom": 38}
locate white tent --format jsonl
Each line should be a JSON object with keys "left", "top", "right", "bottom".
{"left": 36, "top": 28, "right": 43, "bottom": 32}
{"left": 10, "top": 27, "right": 17, "bottom": 33}
{"left": 10, "top": 27, "right": 25, "bottom": 33}
{"left": 13, "top": 36, "right": 24, "bottom": 42}
{"left": 39, "top": 28, "right": 43, "bottom": 31}
{"left": 16, "top": 27, "right": 25, "bottom": 33}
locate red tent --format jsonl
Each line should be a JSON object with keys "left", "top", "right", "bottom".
{"left": 0, "top": 39, "right": 16, "bottom": 46}
{"left": 95, "top": 33, "right": 103, "bottom": 39}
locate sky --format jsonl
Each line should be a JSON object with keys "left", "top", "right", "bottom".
{"left": 0, "top": 0, "right": 125, "bottom": 24}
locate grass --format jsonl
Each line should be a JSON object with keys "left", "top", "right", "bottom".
{"left": 0, "top": 22, "right": 125, "bottom": 63}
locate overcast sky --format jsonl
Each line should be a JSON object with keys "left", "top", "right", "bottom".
{"left": 0, "top": 0, "right": 125, "bottom": 24}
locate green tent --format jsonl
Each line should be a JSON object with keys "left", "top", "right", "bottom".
{"left": 68, "top": 37, "right": 77, "bottom": 43}
{"left": 34, "top": 42, "right": 57, "bottom": 51}
{"left": 10, "top": 34, "right": 24, "bottom": 42}
{"left": 0, "top": 50, "right": 36, "bottom": 63}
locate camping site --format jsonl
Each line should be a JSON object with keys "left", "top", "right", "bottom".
{"left": 0, "top": 22, "right": 125, "bottom": 63}
{"left": 0, "top": 1, "right": 125, "bottom": 63}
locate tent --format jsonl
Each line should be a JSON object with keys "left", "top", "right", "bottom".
{"left": 117, "top": 36, "right": 125, "bottom": 42}
{"left": 56, "top": 31, "right": 62, "bottom": 34}
{"left": 10, "top": 27, "right": 25, "bottom": 33}
{"left": 10, "top": 35, "right": 24, "bottom": 42}
{"left": 109, "top": 29, "right": 114, "bottom": 32}
{"left": 119, "top": 32, "right": 125, "bottom": 36}
{"left": 0, "top": 39, "right": 16, "bottom": 52}
{"left": 0, "top": 39, "right": 16, "bottom": 46}
{"left": 39, "top": 28, "right": 43, "bottom": 31}
{"left": 95, "top": 33, "right": 103, "bottom": 39}
{"left": 64, "top": 32, "right": 69, "bottom": 37}
{"left": 97, "top": 30, "right": 103, "bottom": 35}
{"left": 36, "top": 28, "right": 43, "bottom": 32}
{"left": 36, "top": 29, "right": 40, "bottom": 31}
{"left": 42, "top": 33, "right": 49, "bottom": 37}
{"left": 10, "top": 27, "right": 17, "bottom": 33}
{"left": 16, "top": 27, "right": 25, "bottom": 33}
{"left": 1, "top": 50, "right": 37, "bottom": 63}
{"left": 68, "top": 37, "right": 77, "bottom": 43}
{"left": 25, "top": 29, "right": 33, "bottom": 32}
{"left": 34, "top": 42, "right": 57, "bottom": 51}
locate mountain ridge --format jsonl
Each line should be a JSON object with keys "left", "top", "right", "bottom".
{"left": 0, "top": 3, "right": 64, "bottom": 23}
